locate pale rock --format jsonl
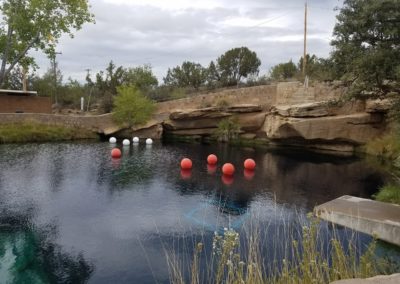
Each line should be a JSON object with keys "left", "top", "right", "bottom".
{"left": 365, "top": 99, "right": 392, "bottom": 113}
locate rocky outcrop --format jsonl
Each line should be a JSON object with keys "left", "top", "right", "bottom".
{"left": 264, "top": 113, "right": 385, "bottom": 144}
{"left": 164, "top": 105, "right": 266, "bottom": 137}
{"left": 273, "top": 102, "right": 330, "bottom": 117}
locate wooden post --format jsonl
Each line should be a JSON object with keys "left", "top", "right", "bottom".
{"left": 22, "top": 67, "right": 27, "bottom": 92}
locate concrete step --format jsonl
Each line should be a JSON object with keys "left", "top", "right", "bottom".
{"left": 314, "top": 195, "right": 400, "bottom": 246}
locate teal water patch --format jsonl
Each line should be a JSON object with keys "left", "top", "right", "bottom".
{"left": 0, "top": 228, "right": 93, "bottom": 284}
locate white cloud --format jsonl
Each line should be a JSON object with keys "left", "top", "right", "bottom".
{"left": 31, "top": 0, "right": 343, "bottom": 82}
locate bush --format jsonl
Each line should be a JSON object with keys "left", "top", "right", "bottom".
{"left": 214, "top": 117, "right": 240, "bottom": 142}
{"left": 374, "top": 184, "right": 400, "bottom": 205}
{"left": 112, "top": 85, "right": 155, "bottom": 127}
{"left": 365, "top": 132, "right": 400, "bottom": 161}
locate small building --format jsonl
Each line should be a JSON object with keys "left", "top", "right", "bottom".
{"left": 0, "top": 89, "right": 52, "bottom": 113}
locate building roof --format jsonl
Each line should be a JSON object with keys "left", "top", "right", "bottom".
{"left": 0, "top": 89, "right": 38, "bottom": 96}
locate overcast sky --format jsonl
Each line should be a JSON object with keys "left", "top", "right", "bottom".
{"left": 32, "top": 0, "right": 343, "bottom": 83}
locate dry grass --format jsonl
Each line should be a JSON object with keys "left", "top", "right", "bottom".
{"left": 166, "top": 215, "right": 395, "bottom": 284}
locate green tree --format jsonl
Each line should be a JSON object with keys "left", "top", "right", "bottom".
{"left": 163, "top": 61, "right": 207, "bottom": 90}
{"left": 0, "top": 0, "right": 94, "bottom": 87}
{"left": 30, "top": 65, "right": 62, "bottom": 98}
{"left": 217, "top": 47, "right": 261, "bottom": 86}
{"left": 206, "top": 60, "right": 221, "bottom": 88}
{"left": 112, "top": 86, "right": 155, "bottom": 127}
{"left": 331, "top": 0, "right": 400, "bottom": 94}
{"left": 269, "top": 60, "right": 298, "bottom": 80}
{"left": 95, "top": 61, "right": 125, "bottom": 113}
{"left": 124, "top": 65, "right": 158, "bottom": 92}
{"left": 298, "top": 54, "right": 336, "bottom": 81}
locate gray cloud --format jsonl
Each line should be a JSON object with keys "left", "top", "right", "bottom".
{"left": 31, "top": 0, "right": 343, "bottom": 82}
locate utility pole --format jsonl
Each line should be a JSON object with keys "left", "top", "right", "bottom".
{"left": 303, "top": 1, "right": 308, "bottom": 76}
{"left": 52, "top": 51, "right": 62, "bottom": 105}
{"left": 85, "top": 68, "right": 93, "bottom": 112}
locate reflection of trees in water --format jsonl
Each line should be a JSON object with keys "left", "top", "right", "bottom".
{"left": 108, "top": 158, "right": 154, "bottom": 189}
{"left": 0, "top": 215, "right": 93, "bottom": 284}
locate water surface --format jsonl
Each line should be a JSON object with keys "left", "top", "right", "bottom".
{"left": 0, "top": 142, "right": 387, "bottom": 283}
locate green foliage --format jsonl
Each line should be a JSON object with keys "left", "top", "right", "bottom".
{"left": 331, "top": 0, "right": 400, "bottom": 94}
{"left": 168, "top": 217, "right": 395, "bottom": 284}
{"left": 93, "top": 61, "right": 158, "bottom": 113}
{"left": 215, "top": 99, "right": 230, "bottom": 110}
{"left": 215, "top": 117, "right": 240, "bottom": 142}
{"left": 206, "top": 60, "right": 221, "bottom": 88}
{"left": 217, "top": 47, "right": 261, "bottom": 86}
{"left": 0, "top": 123, "right": 96, "bottom": 143}
{"left": 374, "top": 184, "right": 400, "bottom": 205}
{"left": 163, "top": 61, "right": 207, "bottom": 90}
{"left": 0, "top": 0, "right": 94, "bottom": 87}
{"left": 365, "top": 132, "right": 400, "bottom": 161}
{"left": 298, "top": 54, "right": 337, "bottom": 81}
{"left": 112, "top": 85, "right": 155, "bottom": 127}
{"left": 269, "top": 60, "right": 298, "bottom": 81}
{"left": 123, "top": 65, "right": 158, "bottom": 92}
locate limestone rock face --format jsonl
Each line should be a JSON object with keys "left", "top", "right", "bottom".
{"left": 264, "top": 113, "right": 385, "bottom": 145}
{"left": 164, "top": 106, "right": 266, "bottom": 135}
{"left": 170, "top": 109, "right": 231, "bottom": 120}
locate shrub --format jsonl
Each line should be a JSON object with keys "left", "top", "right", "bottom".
{"left": 374, "top": 184, "right": 400, "bottom": 205}
{"left": 365, "top": 132, "right": 400, "bottom": 161}
{"left": 214, "top": 118, "right": 240, "bottom": 142}
{"left": 112, "top": 85, "right": 155, "bottom": 127}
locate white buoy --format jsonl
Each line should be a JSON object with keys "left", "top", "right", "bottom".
{"left": 132, "top": 137, "right": 139, "bottom": 143}
{"left": 109, "top": 137, "right": 117, "bottom": 143}
{"left": 123, "top": 139, "right": 130, "bottom": 146}
{"left": 146, "top": 138, "right": 153, "bottom": 145}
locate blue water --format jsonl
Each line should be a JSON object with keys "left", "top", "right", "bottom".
{"left": 0, "top": 142, "right": 390, "bottom": 283}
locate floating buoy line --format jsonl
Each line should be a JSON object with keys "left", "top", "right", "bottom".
{"left": 109, "top": 139, "right": 256, "bottom": 183}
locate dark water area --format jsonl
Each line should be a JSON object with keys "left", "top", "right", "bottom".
{"left": 0, "top": 141, "right": 391, "bottom": 283}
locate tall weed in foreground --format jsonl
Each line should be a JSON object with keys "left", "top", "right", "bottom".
{"left": 166, "top": 215, "right": 395, "bottom": 284}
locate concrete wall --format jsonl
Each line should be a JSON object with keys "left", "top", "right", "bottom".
{"left": 157, "top": 85, "right": 278, "bottom": 113}
{"left": 275, "top": 81, "right": 345, "bottom": 105}
{"left": 0, "top": 95, "right": 52, "bottom": 113}
{"left": 156, "top": 82, "right": 345, "bottom": 113}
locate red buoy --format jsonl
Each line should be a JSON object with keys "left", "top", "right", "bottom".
{"left": 180, "top": 158, "right": 193, "bottom": 170}
{"left": 222, "top": 163, "right": 235, "bottom": 176}
{"left": 244, "top": 158, "right": 256, "bottom": 170}
{"left": 111, "top": 148, "right": 122, "bottom": 158}
{"left": 207, "top": 154, "right": 218, "bottom": 165}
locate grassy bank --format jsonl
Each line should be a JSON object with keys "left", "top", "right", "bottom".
{"left": 0, "top": 122, "right": 98, "bottom": 143}
{"left": 167, "top": 217, "right": 397, "bottom": 284}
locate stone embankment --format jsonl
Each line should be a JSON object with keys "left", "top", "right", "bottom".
{"left": 0, "top": 82, "right": 391, "bottom": 151}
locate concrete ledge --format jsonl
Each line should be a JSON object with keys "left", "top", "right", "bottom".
{"left": 314, "top": 195, "right": 400, "bottom": 246}
{"left": 330, "top": 273, "right": 400, "bottom": 284}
